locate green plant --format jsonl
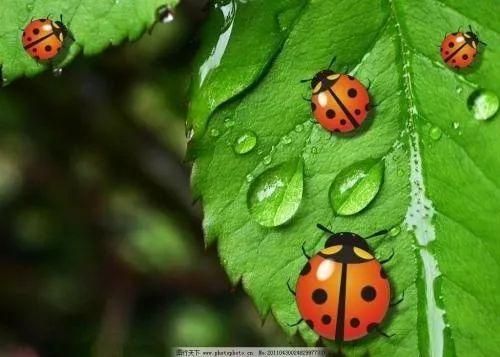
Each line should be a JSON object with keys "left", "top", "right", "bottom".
{"left": 189, "top": 0, "right": 500, "bottom": 355}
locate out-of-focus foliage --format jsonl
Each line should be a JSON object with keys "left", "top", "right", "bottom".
{"left": 0, "top": 1, "right": 292, "bottom": 355}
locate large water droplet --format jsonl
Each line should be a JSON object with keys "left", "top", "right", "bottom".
{"left": 329, "top": 159, "right": 385, "bottom": 216}
{"left": 234, "top": 131, "right": 257, "bottom": 154}
{"left": 247, "top": 160, "right": 304, "bottom": 227}
{"left": 224, "top": 117, "right": 235, "bottom": 128}
{"left": 210, "top": 128, "right": 220, "bottom": 137}
{"left": 429, "top": 126, "right": 442, "bottom": 141}
{"left": 467, "top": 89, "right": 499, "bottom": 121}
{"left": 452, "top": 122, "right": 460, "bottom": 130}
{"left": 389, "top": 226, "right": 401, "bottom": 237}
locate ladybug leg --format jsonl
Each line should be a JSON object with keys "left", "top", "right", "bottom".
{"left": 375, "top": 326, "right": 395, "bottom": 339}
{"left": 286, "top": 318, "right": 303, "bottom": 327}
{"left": 301, "top": 95, "right": 310, "bottom": 102}
{"left": 366, "top": 79, "right": 372, "bottom": 90}
{"left": 301, "top": 243, "right": 310, "bottom": 259}
{"left": 286, "top": 278, "right": 296, "bottom": 296}
{"left": 390, "top": 290, "right": 405, "bottom": 307}
{"left": 379, "top": 248, "right": 395, "bottom": 265}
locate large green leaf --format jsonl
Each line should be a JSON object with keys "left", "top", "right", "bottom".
{"left": 190, "top": 0, "right": 500, "bottom": 355}
{"left": 0, "top": 0, "right": 177, "bottom": 85}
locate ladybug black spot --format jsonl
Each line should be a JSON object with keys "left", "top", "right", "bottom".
{"left": 300, "top": 262, "right": 311, "bottom": 276}
{"left": 45, "top": 45, "right": 52, "bottom": 52}
{"left": 321, "top": 315, "right": 332, "bottom": 324}
{"left": 367, "top": 322, "right": 378, "bottom": 333}
{"left": 361, "top": 286, "right": 377, "bottom": 302}
{"left": 452, "top": 59, "right": 456, "bottom": 63}
{"left": 448, "top": 42, "right": 455, "bottom": 48}
{"left": 380, "top": 268, "right": 387, "bottom": 279}
{"left": 354, "top": 109, "right": 361, "bottom": 115}
{"left": 33, "top": 28, "right": 40, "bottom": 35}
{"left": 32, "top": 48, "right": 37, "bottom": 53}
{"left": 348, "top": 88, "right": 357, "bottom": 98}
{"left": 326, "top": 109, "right": 335, "bottom": 119}
{"left": 306, "top": 320, "right": 314, "bottom": 329}
{"left": 27, "top": 37, "right": 32, "bottom": 41}
{"left": 311, "top": 102, "right": 316, "bottom": 112}
{"left": 445, "top": 51, "right": 449, "bottom": 55}
{"left": 312, "top": 288, "right": 328, "bottom": 304}
{"left": 350, "top": 318, "right": 360, "bottom": 328}
{"left": 340, "top": 119, "right": 346, "bottom": 125}
{"left": 462, "top": 54, "right": 469, "bottom": 60}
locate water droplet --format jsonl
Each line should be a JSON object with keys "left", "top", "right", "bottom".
{"left": 210, "top": 128, "right": 220, "bottom": 137}
{"left": 389, "top": 226, "right": 401, "bottom": 237}
{"left": 282, "top": 135, "right": 292, "bottom": 145}
{"left": 186, "top": 129, "right": 194, "bottom": 141}
{"left": 295, "top": 124, "right": 303, "bottom": 132}
{"left": 456, "top": 86, "right": 463, "bottom": 94}
{"left": 157, "top": 6, "right": 175, "bottom": 23}
{"left": 311, "top": 147, "right": 318, "bottom": 154}
{"left": 247, "top": 160, "right": 304, "bottom": 227}
{"left": 224, "top": 117, "right": 235, "bottom": 128}
{"left": 246, "top": 174, "right": 254, "bottom": 183}
{"left": 452, "top": 122, "right": 460, "bottom": 130}
{"left": 52, "top": 67, "right": 63, "bottom": 77}
{"left": 467, "top": 89, "right": 499, "bottom": 121}
{"left": 397, "top": 168, "right": 404, "bottom": 177}
{"left": 263, "top": 155, "right": 272, "bottom": 165}
{"left": 26, "top": 3, "right": 34, "bottom": 11}
{"left": 429, "top": 126, "right": 442, "bottom": 141}
{"left": 329, "top": 159, "right": 385, "bottom": 216}
{"left": 234, "top": 131, "right": 257, "bottom": 155}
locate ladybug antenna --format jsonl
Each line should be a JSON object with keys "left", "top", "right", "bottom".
{"left": 317, "top": 223, "right": 335, "bottom": 235}
{"left": 365, "top": 229, "right": 389, "bottom": 239}
{"left": 327, "top": 56, "right": 337, "bottom": 70}
{"left": 300, "top": 78, "right": 313, "bottom": 83}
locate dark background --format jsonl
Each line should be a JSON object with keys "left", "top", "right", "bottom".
{"left": 0, "top": 1, "right": 294, "bottom": 356}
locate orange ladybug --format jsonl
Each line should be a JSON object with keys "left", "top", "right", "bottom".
{"left": 288, "top": 224, "right": 401, "bottom": 342}
{"left": 305, "top": 57, "right": 371, "bottom": 133}
{"left": 440, "top": 27, "right": 485, "bottom": 69}
{"left": 22, "top": 17, "right": 69, "bottom": 61}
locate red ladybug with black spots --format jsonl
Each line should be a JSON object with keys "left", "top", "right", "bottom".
{"left": 305, "top": 57, "right": 371, "bottom": 133}
{"left": 22, "top": 16, "right": 70, "bottom": 61}
{"left": 288, "top": 224, "right": 401, "bottom": 342}
{"left": 440, "top": 27, "right": 485, "bottom": 69}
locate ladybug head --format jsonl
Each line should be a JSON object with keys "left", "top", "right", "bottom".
{"left": 324, "top": 232, "right": 372, "bottom": 253}
{"left": 311, "top": 69, "right": 340, "bottom": 92}
{"left": 53, "top": 20, "right": 68, "bottom": 36}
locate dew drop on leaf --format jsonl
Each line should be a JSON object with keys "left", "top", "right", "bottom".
{"left": 210, "top": 128, "right": 220, "bottom": 137}
{"left": 52, "top": 67, "right": 63, "bottom": 77}
{"left": 246, "top": 174, "right": 254, "bottom": 183}
{"left": 467, "top": 89, "right": 499, "bottom": 121}
{"left": 429, "top": 126, "right": 442, "bottom": 141}
{"left": 282, "top": 135, "right": 292, "bottom": 145}
{"left": 329, "top": 159, "right": 385, "bottom": 216}
{"left": 295, "top": 124, "right": 303, "bottom": 132}
{"left": 452, "top": 122, "right": 460, "bottom": 130}
{"left": 311, "top": 146, "right": 318, "bottom": 154}
{"left": 456, "top": 86, "right": 463, "bottom": 94}
{"left": 263, "top": 155, "right": 272, "bottom": 165}
{"left": 26, "top": 3, "right": 34, "bottom": 11}
{"left": 247, "top": 159, "right": 304, "bottom": 227}
{"left": 224, "top": 117, "right": 235, "bottom": 128}
{"left": 389, "top": 226, "right": 401, "bottom": 237}
{"left": 157, "top": 6, "right": 175, "bottom": 23}
{"left": 234, "top": 131, "right": 257, "bottom": 154}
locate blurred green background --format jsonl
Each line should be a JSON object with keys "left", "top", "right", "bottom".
{"left": 0, "top": 1, "right": 295, "bottom": 356}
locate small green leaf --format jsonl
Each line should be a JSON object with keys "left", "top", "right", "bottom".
{"left": 247, "top": 159, "right": 304, "bottom": 227}
{"left": 329, "top": 159, "right": 384, "bottom": 216}
{"left": 0, "top": 0, "right": 178, "bottom": 85}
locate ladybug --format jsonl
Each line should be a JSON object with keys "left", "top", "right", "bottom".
{"left": 288, "top": 224, "right": 401, "bottom": 342}
{"left": 440, "top": 27, "right": 485, "bottom": 69}
{"left": 22, "top": 16, "right": 69, "bottom": 61}
{"left": 305, "top": 57, "right": 371, "bottom": 133}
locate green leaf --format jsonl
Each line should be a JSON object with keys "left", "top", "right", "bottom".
{"left": 0, "top": 0, "right": 178, "bottom": 85}
{"left": 329, "top": 158, "right": 385, "bottom": 216}
{"left": 190, "top": 0, "right": 500, "bottom": 355}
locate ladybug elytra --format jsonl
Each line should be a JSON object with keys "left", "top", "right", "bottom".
{"left": 305, "top": 57, "right": 371, "bottom": 133}
{"left": 440, "top": 27, "right": 485, "bottom": 69}
{"left": 22, "top": 16, "right": 69, "bottom": 61}
{"left": 289, "top": 224, "right": 400, "bottom": 342}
